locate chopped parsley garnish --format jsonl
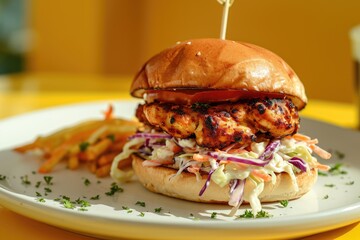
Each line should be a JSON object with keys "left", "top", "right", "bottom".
{"left": 36, "top": 192, "right": 42, "bottom": 197}
{"left": 122, "top": 206, "right": 133, "bottom": 213}
{"left": 44, "top": 187, "right": 52, "bottom": 194}
{"left": 319, "top": 163, "right": 348, "bottom": 177}
{"left": 0, "top": 175, "right": 6, "bottom": 180}
{"left": 210, "top": 212, "right": 217, "bottom": 219}
{"left": 79, "top": 142, "right": 90, "bottom": 152}
{"left": 154, "top": 207, "right": 162, "bottom": 213}
{"left": 238, "top": 210, "right": 272, "bottom": 219}
{"left": 138, "top": 212, "right": 145, "bottom": 217}
{"left": 62, "top": 195, "right": 71, "bottom": 201}
{"left": 35, "top": 181, "right": 41, "bottom": 188}
{"left": 135, "top": 201, "right": 146, "bottom": 207}
{"left": 334, "top": 150, "right": 345, "bottom": 160}
{"left": 324, "top": 184, "right": 335, "bottom": 188}
{"left": 345, "top": 181, "right": 355, "bottom": 185}
{"left": 279, "top": 200, "right": 289, "bottom": 207}
{"left": 44, "top": 176, "right": 53, "bottom": 185}
{"left": 57, "top": 196, "right": 91, "bottom": 211}
{"left": 83, "top": 178, "right": 91, "bottom": 186}
{"left": 238, "top": 210, "right": 254, "bottom": 218}
{"left": 105, "top": 182, "right": 123, "bottom": 196}
{"left": 37, "top": 198, "right": 46, "bottom": 203}
{"left": 256, "top": 210, "right": 272, "bottom": 218}
{"left": 75, "top": 198, "right": 91, "bottom": 208}
{"left": 32, "top": 171, "right": 36, "bottom": 175}
{"left": 21, "top": 175, "right": 31, "bottom": 185}
{"left": 62, "top": 199, "right": 75, "bottom": 209}
{"left": 90, "top": 195, "right": 100, "bottom": 200}
{"left": 328, "top": 163, "right": 347, "bottom": 175}
{"left": 323, "top": 195, "right": 329, "bottom": 199}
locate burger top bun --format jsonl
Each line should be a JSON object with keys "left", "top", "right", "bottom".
{"left": 130, "top": 38, "right": 307, "bottom": 110}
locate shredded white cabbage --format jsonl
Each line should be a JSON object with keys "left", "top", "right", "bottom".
{"left": 150, "top": 146, "right": 174, "bottom": 162}
{"left": 177, "top": 138, "right": 196, "bottom": 148}
{"left": 110, "top": 138, "right": 144, "bottom": 182}
{"left": 246, "top": 178, "right": 265, "bottom": 215}
{"left": 251, "top": 141, "right": 267, "bottom": 155}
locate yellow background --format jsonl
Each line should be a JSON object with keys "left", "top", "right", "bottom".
{"left": 1, "top": 1, "right": 359, "bottom": 238}
{"left": 25, "top": 0, "right": 360, "bottom": 103}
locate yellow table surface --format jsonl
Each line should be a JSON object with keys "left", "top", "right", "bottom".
{"left": 0, "top": 73, "right": 359, "bottom": 239}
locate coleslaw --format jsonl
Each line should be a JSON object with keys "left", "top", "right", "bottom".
{"left": 111, "top": 131, "right": 330, "bottom": 215}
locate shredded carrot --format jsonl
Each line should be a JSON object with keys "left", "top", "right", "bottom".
{"left": 290, "top": 134, "right": 331, "bottom": 160}
{"left": 315, "top": 162, "right": 331, "bottom": 171}
{"left": 103, "top": 104, "right": 114, "bottom": 120}
{"left": 291, "top": 134, "right": 318, "bottom": 144}
{"left": 193, "top": 154, "right": 210, "bottom": 162}
{"left": 310, "top": 144, "right": 332, "bottom": 160}
{"left": 292, "top": 133, "right": 311, "bottom": 141}
{"left": 219, "top": 160, "right": 229, "bottom": 164}
{"left": 251, "top": 170, "right": 272, "bottom": 182}
{"left": 306, "top": 139, "right": 319, "bottom": 145}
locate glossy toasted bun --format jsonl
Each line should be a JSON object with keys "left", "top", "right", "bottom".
{"left": 131, "top": 39, "right": 307, "bottom": 110}
{"left": 132, "top": 155, "right": 317, "bottom": 203}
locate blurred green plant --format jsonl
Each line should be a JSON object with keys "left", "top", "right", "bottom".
{"left": 0, "top": 0, "right": 26, "bottom": 74}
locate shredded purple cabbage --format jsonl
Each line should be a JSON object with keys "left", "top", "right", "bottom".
{"left": 207, "top": 140, "right": 281, "bottom": 167}
{"left": 199, "top": 169, "right": 215, "bottom": 196}
{"left": 199, "top": 162, "right": 219, "bottom": 196}
{"left": 230, "top": 179, "right": 239, "bottom": 194}
{"left": 260, "top": 140, "right": 280, "bottom": 160}
{"left": 228, "top": 179, "right": 245, "bottom": 207}
{"left": 288, "top": 157, "right": 307, "bottom": 172}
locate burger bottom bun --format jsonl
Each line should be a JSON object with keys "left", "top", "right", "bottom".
{"left": 132, "top": 155, "right": 318, "bottom": 204}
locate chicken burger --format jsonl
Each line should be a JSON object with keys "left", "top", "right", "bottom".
{"left": 111, "top": 39, "right": 331, "bottom": 215}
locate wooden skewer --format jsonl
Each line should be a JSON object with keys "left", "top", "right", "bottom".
{"left": 218, "top": 0, "right": 234, "bottom": 40}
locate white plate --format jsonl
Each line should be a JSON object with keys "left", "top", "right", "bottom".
{"left": 0, "top": 101, "right": 359, "bottom": 240}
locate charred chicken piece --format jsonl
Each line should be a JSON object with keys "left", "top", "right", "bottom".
{"left": 137, "top": 98, "right": 299, "bottom": 149}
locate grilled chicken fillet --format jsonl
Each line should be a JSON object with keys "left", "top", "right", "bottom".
{"left": 136, "top": 98, "right": 299, "bottom": 149}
